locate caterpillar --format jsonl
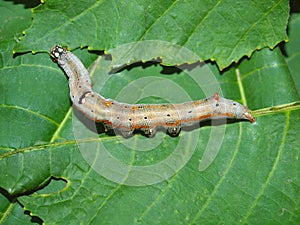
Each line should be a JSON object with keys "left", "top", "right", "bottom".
{"left": 50, "top": 45, "right": 255, "bottom": 138}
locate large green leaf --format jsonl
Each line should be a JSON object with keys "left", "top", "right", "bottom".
{"left": 1, "top": 0, "right": 299, "bottom": 225}
{"left": 14, "top": 0, "right": 289, "bottom": 69}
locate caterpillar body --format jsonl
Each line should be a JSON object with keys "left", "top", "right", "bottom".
{"left": 50, "top": 45, "right": 255, "bottom": 138}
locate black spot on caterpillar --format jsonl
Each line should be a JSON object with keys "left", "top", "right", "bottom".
{"left": 50, "top": 45, "right": 255, "bottom": 138}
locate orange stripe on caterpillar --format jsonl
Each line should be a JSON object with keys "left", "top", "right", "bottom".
{"left": 50, "top": 45, "right": 255, "bottom": 138}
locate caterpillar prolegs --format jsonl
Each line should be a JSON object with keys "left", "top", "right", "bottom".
{"left": 50, "top": 45, "right": 255, "bottom": 138}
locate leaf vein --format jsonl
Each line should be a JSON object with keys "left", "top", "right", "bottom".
{"left": 241, "top": 110, "right": 290, "bottom": 224}
{"left": 227, "top": 0, "right": 285, "bottom": 61}
{"left": 137, "top": 0, "right": 179, "bottom": 40}
{"left": 189, "top": 123, "right": 244, "bottom": 224}
{"left": 181, "top": 0, "right": 222, "bottom": 47}
{"left": 0, "top": 104, "right": 59, "bottom": 127}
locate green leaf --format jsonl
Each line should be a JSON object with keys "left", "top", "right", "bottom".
{"left": 1, "top": 1, "right": 299, "bottom": 225}
{"left": 14, "top": 0, "right": 289, "bottom": 69}
{"left": 285, "top": 13, "right": 300, "bottom": 95}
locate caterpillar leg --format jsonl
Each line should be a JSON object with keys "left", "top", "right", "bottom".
{"left": 101, "top": 123, "right": 116, "bottom": 136}
{"left": 141, "top": 128, "right": 157, "bottom": 138}
{"left": 167, "top": 126, "right": 181, "bottom": 137}
{"left": 103, "top": 123, "right": 113, "bottom": 133}
{"left": 119, "top": 129, "right": 134, "bottom": 138}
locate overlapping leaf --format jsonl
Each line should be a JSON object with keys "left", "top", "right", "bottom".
{"left": 14, "top": 0, "right": 289, "bottom": 69}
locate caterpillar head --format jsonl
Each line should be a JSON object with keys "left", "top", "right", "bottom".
{"left": 50, "top": 45, "right": 66, "bottom": 60}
